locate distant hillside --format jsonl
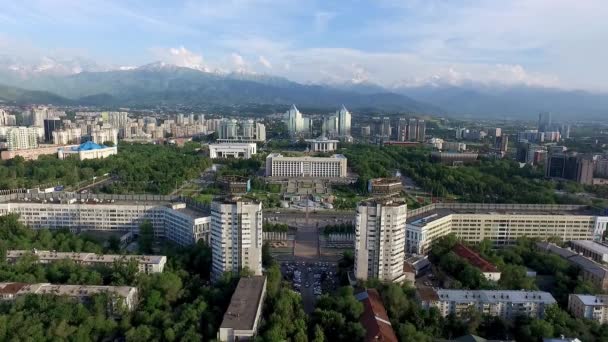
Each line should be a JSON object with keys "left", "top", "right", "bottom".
{"left": 0, "top": 84, "right": 72, "bottom": 105}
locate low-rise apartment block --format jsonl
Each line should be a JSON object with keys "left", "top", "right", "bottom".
{"left": 218, "top": 276, "right": 267, "bottom": 342}
{"left": 536, "top": 242, "right": 608, "bottom": 290}
{"left": 265, "top": 153, "right": 347, "bottom": 178}
{"left": 0, "top": 282, "right": 138, "bottom": 312}
{"left": 6, "top": 250, "right": 167, "bottom": 274}
{"left": 406, "top": 203, "right": 608, "bottom": 254}
{"left": 569, "top": 240, "right": 608, "bottom": 264}
{"left": 568, "top": 294, "right": 608, "bottom": 324}
{"left": 453, "top": 243, "right": 501, "bottom": 281}
{"left": 417, "top": 288, "right": 556, "bottom": 319}
{"left": 0, "top": 194, "right": 211, "bottom": 247}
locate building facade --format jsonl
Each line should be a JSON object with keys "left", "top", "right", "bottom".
{"left": 284, "top": 104, "right": 310, "bottom": 135}
{"left": 58, "top": 141, "right": 117, "bottom": 160}
{"left": 211, "top": 197, "right": 263, "bottom": 280}
{"left": 265, "top": 153, "right": 348, "bottom": 178}
{"left": 355, "top": 198, "right": 407, "bottom": 282}
{"left": 218, "top": 276, "right": 267, "bottom": 342}
{"left": 306, "top": 136, "right": 339, "bottom": 152}
{"left": 568, "top": 294, "right": 608, "bottom": 324}
{"left": 570, "top": 240, "right": 608, "bottom": 264}
{"left": 209, "top": 143, "right": 257, "bottom": 159}
{"left": 6, "top": 127, "right": 39, "bottom": 150}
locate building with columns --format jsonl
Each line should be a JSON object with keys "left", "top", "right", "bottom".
{"left": 306, "top": 136, "right": 339, "bottom": 152}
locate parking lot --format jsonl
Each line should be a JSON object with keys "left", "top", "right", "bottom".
{"left": 280, "top": 261, "right": 339, "bottom": 313}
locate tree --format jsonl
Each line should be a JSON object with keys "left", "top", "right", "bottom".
{"left": 138, "top": 220, "right": 154, "bottom": 254}
{"left": 102, "top": 141, "right": 115, "bottom": 147}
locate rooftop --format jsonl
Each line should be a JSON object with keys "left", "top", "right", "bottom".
{"left": 453, "top": 243, "right": 499, "bottom": 273}
{"left": 571, "top": 294, "right": 608, "bottom": 306}
{"left": 432, "top": 289, "right": 556, "bottom": 304}
{"left": 570, "top": 240, "right": 608, "bottom": 255}
{"left": 219, "top": 276, "right": 267, "bottom": 331}
{"left": 70, "top": 141, "right": 110, "bottom": 151}
{"left": 267, "top": 153, "right": 346, "bottom": 160}
{"left": 536, "top": 242, "right": 608, "bottom": 278}
{"left": 7, "top": 250, "right": 166, "bottom": 264}
{"left": 359, "top": 197, "right": 407, "bottom": 207}
{"left": 357, "top": 289, "right": 398, "bottom": 342}
{"left": 370, "top": 177, "right": 402, "bottom": 185}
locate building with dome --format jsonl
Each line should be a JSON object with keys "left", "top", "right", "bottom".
{"left": 57, "top": 141, "right": 117, "bottom": 160}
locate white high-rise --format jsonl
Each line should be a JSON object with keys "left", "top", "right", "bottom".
{"left": 336, "top": 105, "right": 351, "bottom": 137}
{"left": 211, "top": 197, "right": 263, "bottom": 281}
{"left": 6, "top": 127, "right": 39, "bottom": 151}
{"left": 284, "top": 104, "right": 310, "bottom": 134}
{"left": 355, "top": 198, "right": 407, "bottom": 283}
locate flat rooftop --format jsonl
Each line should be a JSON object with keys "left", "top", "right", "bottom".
{"left": 571, "top": 294, "right": 608, "bottom": 306}
{"left": 7, "top": 250, "right": 166, "bottom": 264}
{"left": 359, "top": 197, "right": 407, "bottom": 207}
{"left": 433, "top": 289, "right": 556, "bottom": 304}
{"left": 407, "top": 204, "right": 597, "bottom": 226}
{"left": 267, "top": 153, "right": 346, "bottom": 160}
{"left": 219, "top": 276, "right": 266, "bottom": 331}
{"left": 571, "top": 240, "right": 608, "bottom": 255}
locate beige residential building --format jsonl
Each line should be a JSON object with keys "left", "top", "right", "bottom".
{"left": 568, "top": 294, "right": 608, "bottom": 324}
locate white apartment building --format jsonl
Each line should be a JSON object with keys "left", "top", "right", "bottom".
{"left": 405, "top": 203, "right": 608, "bottom": 254}
{"left": 568, "top": 294, "right": 608, "bottom": 324}
{"left": 418, "top": 289, "right": 556, "bottom": 319}
{"left": 0, "top": 198, "right": 211, "bottom": 247}
{"left": 265, "top": 153, "right": 348, "bottom": 178}
{"left": 0, "top": 282, "right": 138, "bottom": 312}
{"left": 211, "top": 197, "right": 263, "bottom": 281}
{"left": 6, "top": 127, "right": 39, "bottom": 150}
{"left": 53, "top": 127, "right": 83, "bottom": 145}
{"left": 284, "top": 104, "right": 311, "bottom": 134}
{"left": 91, "top": 127, "right": 119, "bottom": 145}
{"left": 0, "top": 109, "right": 16, "bottom": 126}
{"left": 6, "top": 250, "right": 167, "bottom": 274}
{"left": 354, "top": 198, "right": 407, "bottom": 283}
{"left": 209, "top": 143, "right": 257, "bottom": 159}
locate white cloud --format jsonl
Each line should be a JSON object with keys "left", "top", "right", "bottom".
{"left": 258, "top": 56, "right": 272, "bottom": 69}
{"left": 231, "top": 53, "right": 247, "bottom": 72}
{"left": 152, "top": 46, "right": 210, "bottom": 72}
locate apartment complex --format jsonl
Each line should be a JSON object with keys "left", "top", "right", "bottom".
{"left": 0, "top": 282, "right": 138, "bottom": 312}
{"left": 209, "top": 143, "right": 257, "bottom": 159}
{"left": 265, "top": 153, "right": 348, "bottom": 178}
{"left": 536, "top": 242, "right": 608, "bottom": 290}
{"left": 355, "top": 198, "right": 407, "bottom": 283}
{"left": 417, "top": 288, "right": 556, "bottom": 319}
{"left": 570, "top": 240, "right": 608, "bottom": 264}
{"left": 405, "top": 203, "right": 608, "bottom": 254}
{"left": 6, "top": 126, "right": 39, "bottom": 150}
{"left": 216, "top": 119, "right": 266, "bottom": 142}
{"left": 217, "top": 276, "right": 267, "bottom": 342}
{"left": 453, "top": 243, "right": 501, "bottom": 281}
{"left": 0, "top": 195, "right": 211, "bottom": 247}
{"left": 568, "top": 294, "right": 608, "bottom": 324}
{"left": 6, "top": 250, "right": 167, "bottom": 274}
{"left": 211, "top": 197, "right": 263, "bottom": 281}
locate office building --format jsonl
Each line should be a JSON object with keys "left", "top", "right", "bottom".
{"left": 417, "top": 288, "right": 556, "bottom": 319}
{"left": 406, "top": 203, "right": 608, "bottom": 254}
{"left": 546, "top": 153, "right": 594, "bottom": 185}
{"left": 211, "top": 197, "right": 263, "bottom": 280}
{"left": 367, "top": 178, "right": 402, "bottom": 196}
{"left": 0, "top": 282, "right": 138, "bottom": 312}
{"left": 570, "top": 240, "right": 608, "bottom": 264}
{"left": 284, "top": 104, "right": 311, "bottom": 135}
{"left": 218, "top": 276, "right": 267, "bottom": 342}
{"left": 0, "top": 195, "right": 211, "bottom": 247}
{"left": 453, "top": 243, "right": 501, "bottom": 281}
{"left": 57, "top": 141, "right": 117, "bottom": 160}
{"left": 43, "top": 118, "right": 62, "bottom": 143}
{"left": 537, "top": 242, "right": 608, "bottom": 290}
{"left": 337, "top": 105, "right": 352, "bottom": 137}
{"left": 538, "top": 112, "right": 553, "bottom": 132}
{"left": 568, "top": 294, "right": 608, "bottom": 323}
{"left": 306, "top": 136, "right": 339, "bottom": 152}
{"left": 355, "top": 289, "right": 398, "bottom": 342}
{"left": 443, "top": 141, "right": 467, "bottom": 152}
{"left": 6, "top": 250, "right": 167, "bottom": 274}
{"left": 355, "top": 198, "right": 407, "bottom": 283}
{"left": 265, "top": 153, "right": 347, "bottom": 178}
{"left": 6, "top": 127, "right": 39, "bottom": 150}
{"left": 0, "top": 109, "right": 16, "bottom": 126}
{"left": 209, "top": 143, "right": 257, "bottom": 159}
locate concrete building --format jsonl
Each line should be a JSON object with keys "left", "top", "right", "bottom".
{"left": 367, "top": 178, "right": 402, "bottom": 196}
{"left": 568, "top": 294, "right": 608, "bottom": 324}
{"left": 356, "top": 289, "right": 398, "bottom": 342}
{"left": 536, "top": 242, "right": 608, "bottom": 290}
{"left": 0, "top": 109, "right": 16, "bottom": 126}
{"left": 58, "top": 141, "right": 117, "bottom": 160}
{"left": 431, "top": 152, "right": 479, "bottom": 165}
{"left": 306, "top": 136, "right": 339, "bottom": 152}
{"left": 336, "top": 105, "right": 352, "bottom": 137}
{"left": 1, "top": 144, "right": 78, "bottom": 161}
{"left": 406, "top": 203, "right": 608, "bottom": 254}
{"left": 265, "top": 153, "right": 347, "bottom": 178}
{"left": 453, "top": 243, "right": 501, "bottom": 281}
{"left": 53, "top": 127, "right": 83, "bottom": 145}
{"left": 6, "top": 250, "right": 167, "bottom": 274}
{"left": 218, "top": 276, "right": 267, "bottom": 342}
{"left": 90, "top": 127, "right": 118, "bottom": 145}
{"left": 0, "top": 196, "right": 211, "bottom": 247}
{"left": 546, "top": 153, "right": 594, "bottom": 185}
{"left": 6, "top": 127, "right": 39, "bottom": 150}
{"left": 43, "top": 118, "right": 62, "bottom": 143}
{"left": 284, "top": 104, "right": 311, "bottom": 135}
{"left": 443, "top": 141, "right": 467, "bottom": 152}
{"left": 209, "top": 143, "right": 257, "bottom": 159}
{"left": 417, "top": 288, "right": 556, "bottom": 319}
{"left": 570, "top": 240, "right": 608, "bottom": 264}
{"left": 211, "top": 197, "right": 263, "bottom": 281}
{"left": 355, "top": 198, "right": 407, "bottom": 283}
{"left": 0, "top": 282, "right": 138, "bottom": 312}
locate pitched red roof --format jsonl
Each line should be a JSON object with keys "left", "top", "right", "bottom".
{"left": 358, "top": 289, "right": 398, "bottom": 342}
{"left": 453, "top": 243, "right": 499, "bottom": 273}
{"left": 0, "top": 283, "right": 27, "bottom": 295}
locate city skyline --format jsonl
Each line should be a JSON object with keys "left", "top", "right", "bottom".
{"left": 1, "top": 1, "right": 608, "bottom": 91}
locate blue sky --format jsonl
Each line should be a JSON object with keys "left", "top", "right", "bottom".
{"left": 1, "top": 0, "right": 607, "bottom": 90}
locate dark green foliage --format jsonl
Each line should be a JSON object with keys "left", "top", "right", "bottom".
{"left": 262, "top": 222, "right": 289, "bottom": 232}
{"left": 138, "top": 220, "right": 154, "bottom": 254}
{"left": 322, "top": 223, "right": 355, "bottom": 235}
{"left": 311, "top": 286, "right": 365, "bottom": 342}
